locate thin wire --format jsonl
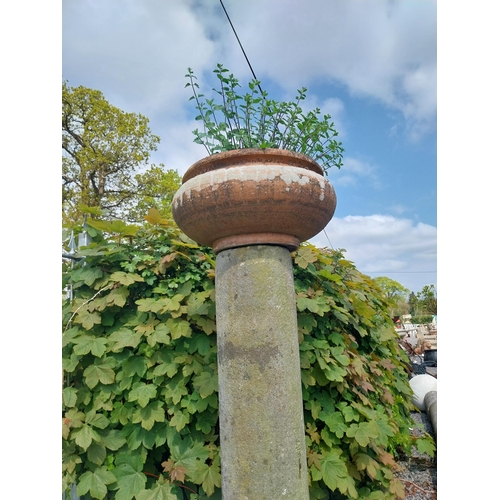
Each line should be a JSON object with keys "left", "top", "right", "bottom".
{"left": 219, "top": 0, "right": 265, "bottom": 96}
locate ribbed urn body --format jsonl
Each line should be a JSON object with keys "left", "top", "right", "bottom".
{"left": 172, "top": 148, "right": 336, "bottom": 253}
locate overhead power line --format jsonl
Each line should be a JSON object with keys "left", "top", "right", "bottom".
{"left": 219, "top": 0, "right": 265, "bottom": 95}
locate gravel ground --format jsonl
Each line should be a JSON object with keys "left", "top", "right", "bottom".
{"left": 394, "top": 411, "right": 437, "bottom": 500}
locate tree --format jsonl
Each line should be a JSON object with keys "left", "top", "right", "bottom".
{"left": 416, "top": 284, "right": 437, "bottom": 315}
{"left": 62, "top": 82, "right": 180, "bottom": 225}
{"left": 373, "top": 276, "right": 409, "bottom": 317}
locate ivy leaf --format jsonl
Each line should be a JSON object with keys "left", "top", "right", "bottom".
{"left": 336, "top": 474, "right": 359, "bottom": 499}
{"left": 166, "top": 318, "right": 192, "bottom": 339}
{"left": 136, "top": 298, "right": 158, "bottom": 312}
{"left": 168, "top": 435, "right": 210, "bottom": 474}
{"left": 320, "top": 449, "right": 348, "bottom": 493}
{"left": 319, "top": 411, "right": 347, "bottom": 439}
{"left": 74, "top": 266, "right": 103, "bottom": 287}
{"left": 196, "top": 459, "right": 222, "bottom": 497}
{"left": 111, "top": 271, "right": 144, "bottom": 286}
{"left": 340, "top": 405, "right": 359, "bottom": 423}
{"left": 77, "top": 467, "right": 115, "bottom": 500}
{"left": 169, "top": 410, "right": 191, "bottom": 432}
{"left": 73, "top": 335, "right": 107, "bottom": 357}
{"left": 122, "top": 356, "right": 147, "bottom": 378}
{"left": 87, "top": 441, "right": 107, "bottom": 465}
{"left": 296, "top": 296, "right": 319, "bottom": 313}
{"left": 186, "top": 292, "right": 211, "bottom": 316}
{"left": 106, "top": 286, "right": 129, "bottom": 307}
{"left": 346, "top": 422, "right": 379, "bottom": 447}
{"left": 147, "top": 324, "right": 171, "bottom": 347}
{"left": 86, "top": 410, "right": 110, "bottom": 429}
{"left": 317, "top": 269, "right": 342, "bottom": 283}
{"left": 72, "top": 424, "right": 101, "bottom": 451}
{"left": 295, "top": 245, "right": 318, "bottom": 269}
{"left": 415, "top": 436, "right": 436, "bottom": 456}
{"left": 389, "top": 478, "right": 406, "bottom": 499}
{"left": 112, "top": 463, "right": 147, "bottom": 500}
{"left": 132, "top": 400, "right": 165, "bottom": 430}
{"left": 136, "top": 478, "right": 180, "bottom": 500}
{"left": 84, "top": 360, "right": 115, "bottom": 389}
{"left": 62, "top": 387, "right": 78, "bottom": 408}
{"left": 101, "top": 429, "right": 127, "bottom": 451}
{"left": 192, "top": 371, "right": 218, "bottom": 398}
{"left": 194, "top": 316, "right": 216, "bottom": 335}
{"left": 108, "top": 327, "right": 143, "bottom": 352}
{"left": 354, "top": 453, "right": 380, "bottom": 479}
{"left": 129, "top": 382, "right": 158, "bottom": 408}
{"left": 330, "top": 346, "right": 350, "bottom": 366}
{"left": 76, "top": 310, "right": 101, "bottom": 330}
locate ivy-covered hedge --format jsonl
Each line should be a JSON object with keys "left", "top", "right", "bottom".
{"left": 62, "top": 211, "right": 435, "bottom": 500}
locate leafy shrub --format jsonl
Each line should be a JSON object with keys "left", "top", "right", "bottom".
{"left": 62, "top": 211, "right": 434, "bottom": 500}
{"left": 185, "top": 64, "right": 344, "bottom": 173}
{"left": 409, "top": 316, "right": 434, "bottom": 325}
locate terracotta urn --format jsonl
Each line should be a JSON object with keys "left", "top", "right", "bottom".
{"left": 172, "top": 148, "right": 337, "bottom": 253}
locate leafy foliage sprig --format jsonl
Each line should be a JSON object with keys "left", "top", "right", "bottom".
{"left": 185, "top": 64, "right": 344, "bottom": 173}
{"left": 62, "top": 210, "right": 434, "bottom": 500}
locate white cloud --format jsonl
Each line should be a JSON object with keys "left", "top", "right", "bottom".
{"left": 310, "top": 214, "right": 436, "bottom": 292}
{"left": 214, "top": 0, "right": 436, "bottom": 139}
{"left": 335, "top": 157, "right": 379, "bottom": 187}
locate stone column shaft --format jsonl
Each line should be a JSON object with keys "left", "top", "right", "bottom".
{"left": 215, "top": 245, "right": 309, "bottom": 500}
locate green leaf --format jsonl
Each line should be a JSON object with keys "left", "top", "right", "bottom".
{"left": 76, "top": 310, "right": 102, "bottom": 330}
{"left": 296, "top": 296, "right": 319, "bottom": 313}
{"left": 111, "top": 271, "right": 144, "bottom": 286}
{"left": 186, "top": 292, "right": 211, "bottom": 316}
{"left": 73, "top": 335, "right": 107, "bottom": 357}
{"left": 62, "top": 387, "right": 78, "bottom": 408}
{"left": 192, "top": 371, "right": 218, "bottom": 398}
{"left": 320, "top": 449, "right": 348, "bottom": 493}
{"left": 136, "top": 478, "right": 180, "bottom": 500}
{"left": 84, "top": 362, "right": 115, "bottom": 389}
{"left": 147, "top": 324, "right": 171, "bottom": 347}
{"left": 129, "top": 382, "right": 158, "bottom": 408}
{"left": 319, "top": 411, "right": 347, "bottom": 439}
{"left": 72, "top": 424, "right": 100, "bottom": 451}
{"left": 354, "top": 453, "right": 380, "bottom": 479}
{"left": 415, "top": 436, "right": 436, "bottom": 456}
{"left": 295, "top": 246, "right": 318, "bottom": 269}
{"left": 77, "top": 467, "right": 115, "bottom": 500}
{"left": 75, "top": 266, "right": 103, "bottom": 286}
{"left": 166, "top": 318, "right": 192, "bottom": 339}
{"left": 86, "top": 411, "right": 110, "bottom": 429}
{"left": 196, "top": 459, "right": 222, "bottom": 497}
{"left": 346, "top": 422, "right": 379, "bottom": 447}
{"left": 101, "top": 429, "right": 127, "bottom": 451}
{"left": 122, "top": 356, "right": 147, "bottom": 378}
{"left": 87, "top": 441, "right": 107, "bottom": 465}
{"left": 132, "top": 400, "right": 165, "bottom": 430}
{"left": 169, "top": 437, "right": 210, "bottom": 475}
{"left": 112, "top": 463, "right": 147, "bottom": 500}
{"left": 108, "top": 327, "right": 143, "bottom": 352}
{"left": 169, "top": 410, "right": 190, "bottom": 432}
{"left": 106, "top": 286, "right": 130, "bottom": 307}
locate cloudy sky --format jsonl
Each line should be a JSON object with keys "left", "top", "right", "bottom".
{"left": 62, "top": 0, "right": 437, "bottom": 294}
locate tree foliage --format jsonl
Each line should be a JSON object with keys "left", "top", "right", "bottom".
{"left": 372, "top": 277, "right": 410, "bottom": 318}
{"left": 62, "top": 82, "right": 181, "bottom": 225}
{"left": 407, "top": 285, "right": 437, "bottom": 317}
{"left": 62, "top": 212, "right": 434, "bottom": 500}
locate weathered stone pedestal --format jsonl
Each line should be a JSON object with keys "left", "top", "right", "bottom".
{"left": 172, "top": 149, "right": 337, "bottom": 499}
{"left": 216, "top": 245, "right": 308, "bottom": 499}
